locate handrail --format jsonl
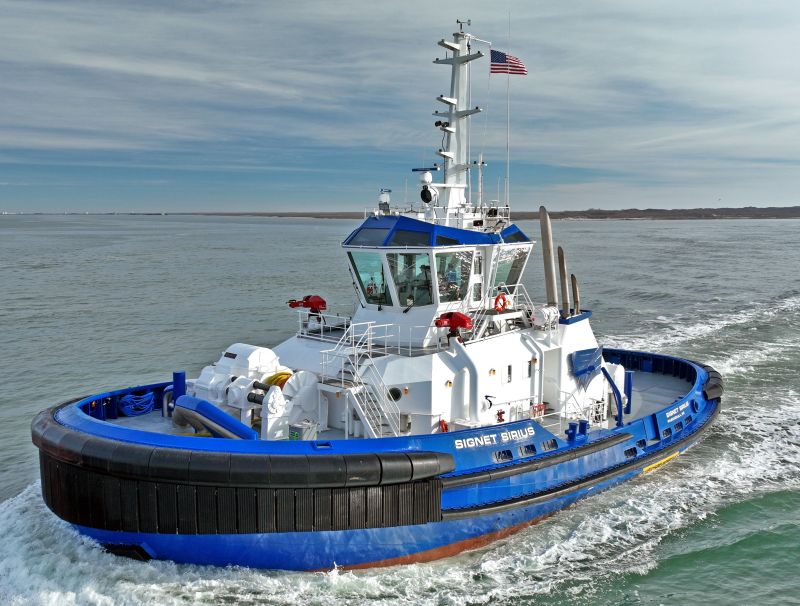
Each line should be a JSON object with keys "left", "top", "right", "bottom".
{"left": 530, "top": 390, "right": 605, "bottom": 435}
{"left": 467, "top": 281, "right": 538, "bottom": 340}
{"left": 364, "top": 204, "right": 512, "bottom": 224}
{"left": 296, "top": 310, "right": 351, "bottom": 341}
{"left": 358, "top": 361, "right": 402, "bottom": 435}
{"left": 320, "top": 321, "right": 402, "bottom": 437}
{"left": 297, "top": 281, "right": 540, "bottom": 352}
{"left": 559, "top": 388, "right": 585, "bottom": 418}
{"left": 474, "top": 390, "right": 602, "bottom": 437}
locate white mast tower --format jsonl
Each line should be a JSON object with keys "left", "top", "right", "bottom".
{"left": 423, "top": 25, "right": 485, "bottom": 229}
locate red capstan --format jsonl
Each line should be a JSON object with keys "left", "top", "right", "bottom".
{"left": 434, "top": 312, "right": 473, "bottom": 330}
{"left": 287, "top": 295, "right": 328, "bottom": 314}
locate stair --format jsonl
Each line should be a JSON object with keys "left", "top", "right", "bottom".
{"left": 350, "top": 387, "right": 396, "bottom": 438}
{"left": 319, "top": 321, "right": 404, "bottom": 439}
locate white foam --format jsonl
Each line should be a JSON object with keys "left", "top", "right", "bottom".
{"left": 602, "top": 293, "right": 800, "bottom": 352}
{"left": 705, "top": 336, "right": 799, "bottom": 376}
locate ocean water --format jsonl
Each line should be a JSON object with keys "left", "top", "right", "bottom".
{"left": 0, "top": 214, "right": 798, "bottom": 605}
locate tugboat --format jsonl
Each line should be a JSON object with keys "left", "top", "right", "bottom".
{"left": 31, "top": 25, "right": 723, "bottom": 571}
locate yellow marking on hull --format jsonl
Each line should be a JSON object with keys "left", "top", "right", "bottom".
{"left": 643, "top": 451, "right": 679, "bottom": 473}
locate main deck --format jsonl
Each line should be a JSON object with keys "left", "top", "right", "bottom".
{"left": 103, "top": 366, "right": 693, "bottom": 441}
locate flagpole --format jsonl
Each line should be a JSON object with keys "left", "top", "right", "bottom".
{"left": 506, "top": 71, "right": 510, "bottom": 205}
{"left": 505, "top": 12, "right": 511, "bottom": 206}
{"left": 489, "top": 34, "right": 526, "bottom": 208}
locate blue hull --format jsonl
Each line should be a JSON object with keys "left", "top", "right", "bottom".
{"left": 72, "top": 468, "right": 641, "bottom": 569}
{"left": 74, "top": 409, "right": 714, "bottom": 570}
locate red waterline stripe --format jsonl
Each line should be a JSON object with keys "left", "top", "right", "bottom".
{"left": 330, "top": 513, "right": 555, "bottom": 571}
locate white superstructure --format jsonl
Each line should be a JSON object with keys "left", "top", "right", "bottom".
{"left": 184, "top": 26, "right": 624, "bottom": 442}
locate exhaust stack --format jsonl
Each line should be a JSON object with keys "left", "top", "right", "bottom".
{"left": 571, "top": 274, "right": 581, "bottom": 315}
{"left": 539, "top": 206, "right": 558, "bottom": 307}
{"left": 558, "top": 246, "right": 570, "bottom": 317}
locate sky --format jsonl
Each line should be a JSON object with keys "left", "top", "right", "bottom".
{"left": 1, "top": 0, "right": 798, "bottom": 213}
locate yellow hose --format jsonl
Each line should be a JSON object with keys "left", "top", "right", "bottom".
{"left": 265, "top": 371, "right": 292, "bottom": 389}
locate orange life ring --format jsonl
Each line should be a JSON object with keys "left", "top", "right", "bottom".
{"left": 494, "top": 293, "right": 508, "bottom": 313}
{"left": 439, "top": 419, "right": 449, "bottom": 433}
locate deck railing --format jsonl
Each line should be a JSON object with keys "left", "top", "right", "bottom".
{"left": 363, "top": 204, "right": 511, "bottom": 224}
{"left": 320, "top": 321, "right": 402, "bottom": 437}
{"left": 297, "top": 280, "right": 542, "bottom": 355}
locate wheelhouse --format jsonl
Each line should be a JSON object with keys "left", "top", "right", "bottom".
{"left": 342, "top": 215, "right": 534, "bottom": 347}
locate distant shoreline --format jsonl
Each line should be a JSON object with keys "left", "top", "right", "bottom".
{"left": 3, "top": 206, "right": 800, "bottom": 220}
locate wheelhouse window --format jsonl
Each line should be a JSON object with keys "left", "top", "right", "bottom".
{"left": 435, "top": 250, "right": 473, "bottom": 302}
{"left": 493, "top": 247, "right": 529, "bottom": 292}
{"left": 503, "top": 230, "right": 529, "bottom": 243}
{"left": 387, "top": 252, "right": 433, "bottom": 306}
{"left": 347, "top": 228, "right": 390, "bottom": 246}
{"left": 388, "top": 230, "right": 430, "bottom": 246}
{"left": 348, "top": 251, "right": 393, "bottom": 306}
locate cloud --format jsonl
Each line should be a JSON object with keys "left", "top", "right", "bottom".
{"left": 0, "top": 0, "right": 799, "bottom": 210}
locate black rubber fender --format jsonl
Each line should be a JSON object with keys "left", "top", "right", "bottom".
{"left": 701, "top": 364, "right": 724, "bottom": 401}
{"left": 376, "top": 452, "right": 414, "bottom": 484}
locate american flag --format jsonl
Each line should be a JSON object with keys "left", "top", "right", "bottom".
{"left": 490, "top": 50, "right": 528, "bottom": 75}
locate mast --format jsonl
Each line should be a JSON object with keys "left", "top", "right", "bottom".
{"left": 431, "top": 29, "right": 483, "bottom": 223}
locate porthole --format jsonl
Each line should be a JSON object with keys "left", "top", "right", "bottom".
{"left": 540, "top": 438, "right": 558, "bottom": 452}
{"left": 388, "top": 387, "right": 403, "bottom": 401}
{"left": 493, "top": 449, "right": 513, "bottom": 463}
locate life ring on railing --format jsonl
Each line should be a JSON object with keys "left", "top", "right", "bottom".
{"left": 494, "top": 293, "right": 508, "bottom": 313}
{"left": 439, "top": 419, "right": 449, "bottom": 433}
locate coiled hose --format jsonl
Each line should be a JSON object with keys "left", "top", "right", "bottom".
{"left": 119, "top": 391, "right": 155, "bottom": 416}
{"left": 265, "top": 371, "right": 292, "bottom": 389}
